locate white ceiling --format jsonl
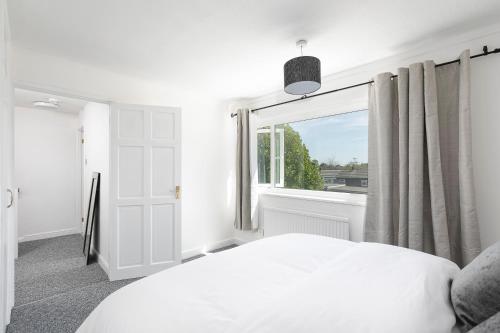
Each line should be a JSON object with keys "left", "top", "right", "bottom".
{"left": 15, "top": 88, "right": 88, "bottom": 114}
{"left": 8, "top": 0, "right": 500, "bottom": 100}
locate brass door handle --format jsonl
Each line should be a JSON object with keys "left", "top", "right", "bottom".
{"left": 175, "top": 186, "right": 181, "bottom": 199}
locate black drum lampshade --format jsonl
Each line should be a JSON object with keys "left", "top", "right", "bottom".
{"left": 284, "top": 55, "right": 321, "bottom": 95}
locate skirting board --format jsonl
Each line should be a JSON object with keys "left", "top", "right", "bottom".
{"left": 18, "top": 228, "right": 80, "bottom": 243}
{"left": 232, "top": 238, "right": 246, "bottom": 246}
{"left": 182, "top": 238, "right": 246, "bottom": 260}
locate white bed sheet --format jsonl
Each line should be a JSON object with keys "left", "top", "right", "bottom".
{"left": 77, "top": 234, "right": 459, "bottom": 333}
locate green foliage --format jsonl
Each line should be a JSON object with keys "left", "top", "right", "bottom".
{"left": 257, "top": 131, "right": 271, "bottom": 183}
{"left": 320, "top": 160, "right": 368, "bottom": 171}
{"left": 282, "top": 125, "right": 324, "bottom": 191}
{"left": 257, "top": 125, "right": 324, "bottom": 191}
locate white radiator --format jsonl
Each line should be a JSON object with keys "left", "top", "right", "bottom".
{"left": 262, "top": 206, "right": 350, "bottom": 240}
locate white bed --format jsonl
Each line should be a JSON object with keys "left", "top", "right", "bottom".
{"left": 77, "top": 234, "right": 460, "bottom": 333}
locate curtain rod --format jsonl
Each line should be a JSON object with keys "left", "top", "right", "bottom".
{"left": 231, "top": 45, "right": 500, "bottom": 118}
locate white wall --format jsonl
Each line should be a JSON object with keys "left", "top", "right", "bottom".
{"left": 79, "top": 102, "right": 110, "bottom": 265}
{"left": 180, "top": 99, "right": 235, "bottom": 257}
{"left": 231, "top": 24, "right": 500, "bottom": 249}
{"left": 12, "top": 48, "right": 235, "bottom": 257}
{"left": 470, "top": 54, "right": 500, "bottom": 248}
{"left": 15, "top": 107, "right": 80, "bottom": 241}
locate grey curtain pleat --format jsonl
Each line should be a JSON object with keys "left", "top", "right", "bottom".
{"left": 366, "top": 73, "right": 397, "bottom": 244}
{"left": 423, "top": 60, "right": 452, "bottom": 259}
{"left": 365, "top": 50, "right": 481, "bottom": 266}
{"left": 397, "top": 68, "right": 409, "bottom": 248}
{"left": 235, "top": 108, "right": 252, "bottom": 230}
{"left": 407, "top": 63, "right": 427, "bottom": 253}
{"left": 458, "top": 51, "right": 481, "bottom": 264}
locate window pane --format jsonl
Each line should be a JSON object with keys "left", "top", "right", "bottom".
{"left": 274, "top": 126, "right": 284, "bottom": 187}
{"left": 257, "top": 128, "right": 271, "bottom": 184}
{"left": 275, "top": 110, "right": 368, "bottom": 193}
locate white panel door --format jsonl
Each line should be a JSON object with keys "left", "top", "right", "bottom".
{"left": 109, "top": 104, "right": 181, "bottom": 280}
{"left": 0, "top": 0, "right": 15, "bottom": 326}
{"left": 0, "top": 81, "right": 15, "bottom": 329}
{"left": 3, "top": 90, "right": 15, "bottom": 325}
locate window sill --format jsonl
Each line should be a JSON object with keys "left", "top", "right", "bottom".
{"left": 260, "top": 189, "right": 367, "bottom": 207}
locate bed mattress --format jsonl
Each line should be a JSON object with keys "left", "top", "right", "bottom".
{"left": 77, "top": 233, "right": 459, "bottom": 333}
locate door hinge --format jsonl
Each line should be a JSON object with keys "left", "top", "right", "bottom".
{"left": 81, "top": 138, "right": 84, "bottom": 144}
{"left": 175, "top": 185, "right": 181, "bottom": 199}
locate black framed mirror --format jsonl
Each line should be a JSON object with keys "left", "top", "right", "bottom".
{"left": 83, "top": 172, "right": 100, "bottom": 265}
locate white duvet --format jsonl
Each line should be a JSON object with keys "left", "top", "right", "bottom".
{"left": 77, "top": 234, "right": 460, "bottom": 333}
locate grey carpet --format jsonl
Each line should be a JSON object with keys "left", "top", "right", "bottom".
{"left": 7, "top": 235, "right": 138, "bottom": 333}
{"left": 7, "top": 234, "right": 238, "bottom": 333}
{"left": 8, "top": 279, "right": 135, "bottom": 333}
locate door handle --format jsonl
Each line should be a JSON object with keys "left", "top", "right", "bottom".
{"left": 6, "top": 189, "right": 13, "bottom": 208}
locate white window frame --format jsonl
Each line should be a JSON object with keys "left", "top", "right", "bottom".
{"left": 274, "top": 127, "right": 285, "bottom": 188}
{"left": 256, "top": 127, "right": 271, "bottom": 186}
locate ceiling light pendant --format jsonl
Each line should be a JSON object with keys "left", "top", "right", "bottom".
{"left": 284, "top": 40, "right": 321, "bottom": 96}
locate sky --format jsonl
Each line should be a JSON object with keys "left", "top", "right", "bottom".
{"left": 288, "top": 110, "right": 368, "bottom": 165}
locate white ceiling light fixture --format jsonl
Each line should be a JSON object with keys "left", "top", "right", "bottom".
{"left": 32, "top": 98, "right": 60, "bottom": 109}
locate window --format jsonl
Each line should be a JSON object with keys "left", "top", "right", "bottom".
{"left": 257, "top": 110, "right": 369, "bottom": 194}
{"left": 257, "top": 127, "right": 271, "bottom": 184}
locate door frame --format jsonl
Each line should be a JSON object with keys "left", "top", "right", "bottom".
{"left": 13, "top": 83, "right": 183, "bottom": 282}
{"left": 78, "top": 126, "right": 85, "bottom": 233}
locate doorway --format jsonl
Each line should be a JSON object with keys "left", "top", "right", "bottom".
{"left": 7, "top": 88, "right": 122, "bottom": 332}
{"left": 14, "top": 89, "right": 87, "bottom": 241}
{"left": 7, "top": 87, "right": 182, "bottom": 331}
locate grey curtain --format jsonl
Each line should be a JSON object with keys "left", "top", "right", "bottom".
{"left": 364, "top": 50, "right": 481, "bottom": 266}
{"left": 235, "top": 108, "right": 252, "bottom": 230}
